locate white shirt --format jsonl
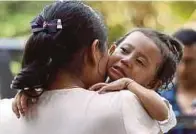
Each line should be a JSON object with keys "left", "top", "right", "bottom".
{"left": 0, "top": 88, "right": 163, "bottom": 134}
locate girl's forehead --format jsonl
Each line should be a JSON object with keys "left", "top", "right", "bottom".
{"left": 116, "top": 31, "right": 163, "bottom": 66}
{"left": 118, "top": 31, "right": 159, "bottom": 53}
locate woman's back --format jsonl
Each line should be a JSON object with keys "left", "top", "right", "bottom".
{"left": 0, "top": 89, "right": 161, "bottom": 134}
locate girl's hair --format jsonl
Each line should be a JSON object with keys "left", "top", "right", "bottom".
{"left": 115, "top": 28, "right": 183, "bottom": 89}
{"left": 11, "top": 1, "right": 107, "bottom": 96}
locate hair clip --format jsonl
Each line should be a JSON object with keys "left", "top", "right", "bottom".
{"left": 31, "top": 15, "right": 63, "bottom": 33}
{"left": 57, "top": 19, "right": 62, "bottom": 29}
{"left": 24, "top": 87, "right": 30, "bottom": 90}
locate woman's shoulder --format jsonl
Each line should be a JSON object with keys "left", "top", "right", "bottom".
{"left": 95, "top": 90, "right": 135, "bottom": 103}
{"left": 0, "top": 98, "right": 18, "bottom": 123}
{"left": 118, "top": 90, "right": 140, "bottom": 104}
{"left": 111, "top": 91, "right": 161, "bottom": 134}
{"left": 0, "top": 98, "right": 14, "bottom": 114}
{"left": 40, "top": 88, "right": 92, "bottom": 99}
{"left": 0, "top": 99, "right": 23, "bottom": 134}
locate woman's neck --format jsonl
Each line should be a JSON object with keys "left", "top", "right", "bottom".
{"left": 48, "top": 70, "right": 85, "bottom": 90}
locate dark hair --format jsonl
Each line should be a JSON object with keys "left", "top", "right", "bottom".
{"left": 115, "top": 28, "right": 183, "bottom": 89}
{"left": 173, "top": 28, "right": 196, "bottom": 46}
{"left": 11, "top": 1, "right": 107, "bottom": 96}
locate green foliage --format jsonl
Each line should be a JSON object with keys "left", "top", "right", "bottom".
{"left": 0, "top": 1, "right": 196, "bottom": 42}
{"left": 170, "top": 1, "right": 196, "bottom": 20}
{"left": 0, "top": 1, "right": 52, "bottom": 37}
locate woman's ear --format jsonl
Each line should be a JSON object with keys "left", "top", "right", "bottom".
{"left": 86, "top": 39, "right": 101, "bottom": 65}
{"left": 147, "top": 79, "right": 162, "bottom": 90}
{"left": 108, "top": 43, "right": 117, "bottom": 55}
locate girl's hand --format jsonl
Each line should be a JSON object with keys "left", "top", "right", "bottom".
{"left": 89, "top": 78, "right": 133, "bottom": 94}
{"left": 12, "top": 90, "right": 37, "bottom": 118}
{"left": 89, "top": 83, "right": 108, "bottom": 91}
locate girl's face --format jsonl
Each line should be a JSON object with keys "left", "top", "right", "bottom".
{"left": 107, "top": 31, "right": 162, "bottom": 88}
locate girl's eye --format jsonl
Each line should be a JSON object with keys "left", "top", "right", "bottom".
{"left": 121, "top": 47, "right": 129, "bottom": 54}
{"left": 136, "top": 59, "right": 145, "bottom": 66}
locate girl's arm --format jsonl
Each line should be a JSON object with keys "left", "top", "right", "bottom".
{"left": 96, "top": 78, "right": 169, "bottom": 121}
{"left": 127, "top": 81, "right": 168, "bottom": 121}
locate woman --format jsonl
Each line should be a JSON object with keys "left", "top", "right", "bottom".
{"left": 0, "top": 1, "right": 111, "bottom": 134}
{"left": 11, "top": 27, "right": 182, "bottom": 133}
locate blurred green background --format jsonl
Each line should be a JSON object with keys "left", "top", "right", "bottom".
{"left": 1, "top": 1, "right": 196, "bottom": 43}
{"left": 1, "top": 0, "right": 196, "bottom": 75}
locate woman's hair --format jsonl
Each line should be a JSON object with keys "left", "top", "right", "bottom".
{"left": 115, "top": 28, "right": 183, "bottom": 89}
{"left": 11, "top": 1, "right": 107, "bottom": 96}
